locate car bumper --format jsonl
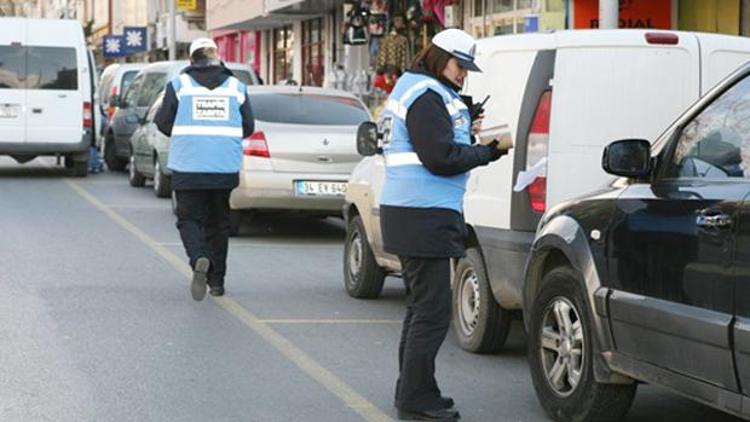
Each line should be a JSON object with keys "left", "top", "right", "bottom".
{"left": 0, "top": 131, "right": 91, "bottom": 156}
{"left": 230, "top": 170, "right": 348, "bottom": 213}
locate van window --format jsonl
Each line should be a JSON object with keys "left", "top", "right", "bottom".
{"left": 120, "top": 71, "right": 138, "bottom": 96}
{"left": 0, "top": 45, "right": 26, "bottom": 89}
{"left": 122, "top": 74, "right": 144, "bottom": 108}
{"left": 137, "top": 73, "right": 167, "bottom": 107}
{"left": 26, "top": 47, "right": 77, "bottom": 90}
{"left": 249, "top": 93, "right": 369, "bottom": 125}
{"left": 0, "top": 46, "right": 77, "bottom": 90}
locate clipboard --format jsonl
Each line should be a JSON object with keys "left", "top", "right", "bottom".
{"left": 478, "top": 123, "right": 513, "bottom": 150}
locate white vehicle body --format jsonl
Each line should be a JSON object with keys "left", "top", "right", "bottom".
{"left": 0, "top": 18, "right": 96, "bottom": 175}
{"left": 343, "top": 29, "right": 750, "bottom": 352}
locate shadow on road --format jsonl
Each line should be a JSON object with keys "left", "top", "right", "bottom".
{"left": 233, "top": 213, "right": 346, "bottom": 243}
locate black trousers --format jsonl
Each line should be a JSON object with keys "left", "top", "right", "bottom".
{"left": 175, "top": 189, "right": 232, "bottom": 287}
{"left": 395, "top": 256, "right": 453, "bottom": 412}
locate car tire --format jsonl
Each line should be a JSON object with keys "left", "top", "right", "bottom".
{"left": 343, "top": 214, "right": 386, "bottom": 299}
{"left": 153, "top": 158, "right": 171, "bottom": 198}
{"left": 528, "top": 266, "right": 637, "bottom": 422}
{"left": 452, "top": 247, "right": 511, "bottom": 353}
{"left": 104, "top": 135, "right": 127, "bottom": 172}
{"left": 72, "top": 159, "right": 88, "bottom": 177}
{"left": 229, "top": 210, "right": 243, "bottom": 237}
{"left": 128, "top": 152, "right": 146, "bottom": 187}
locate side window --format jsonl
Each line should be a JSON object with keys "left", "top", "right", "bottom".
{"left": 670, "top": 76, "right": 750, "bottom": 179}
{"left": 137, "top": 73, "right": 167, "bottom": 108}
{"left": 123, "top": 74, "right": 144, "bottom": 108}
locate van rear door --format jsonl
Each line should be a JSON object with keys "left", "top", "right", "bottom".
{"left": 25, "top": 21, "right": 84, "bottom": 145}
{"left": 697, "top": 33, "right": 750, "bottom": 94}
{"left": 0, "top": 19, "right": 26, "bottom": 144}
{"left": 547, "top": 31, "right": 701, "bottom": 208}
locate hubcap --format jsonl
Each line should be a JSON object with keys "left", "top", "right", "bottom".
{"left": 129, "top": 155, "right": 136, "bottom": 179}
{"left": 154, "top": 161, "right": 161, "bottom": 191}
{"left": 457, "top": 267, "right": 480, "bottom": 337}
{"left": 539, "top": 297, "right": 585, "bottom": 397}
{"left": 348, "top": 230, "right": 363, "bottom": 283}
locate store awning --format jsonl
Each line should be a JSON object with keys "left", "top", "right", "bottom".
{"left": 208, "top": 0, "right": 341, "bottom": 31}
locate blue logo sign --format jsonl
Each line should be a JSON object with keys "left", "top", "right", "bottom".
{"left": 103, "top": 35, "right": 125, "bottom": 57}
{"left": 123, "top": 26, "right": 148, "bottom": 53}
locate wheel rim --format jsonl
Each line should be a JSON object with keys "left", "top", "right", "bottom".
{"left": 129, "top": 154, "right": 136, "bottom": 180}
{"left": 457, "top": 267, "right": 481, "bottom": 337}
{"left": 154, "top": 161, "right": 161, "bottom": 191}
{"left": 539, "top": 297, "right": 585, "bottom": 397}
{"left": 347, "top": 229, "right": 363, "bottom": 284}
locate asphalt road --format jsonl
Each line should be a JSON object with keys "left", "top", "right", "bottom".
{"left": 0, "top": 156, "right": 743, "bottom": 422}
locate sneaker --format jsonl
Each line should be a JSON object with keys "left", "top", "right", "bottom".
{"left": 191, "top": 257, "right": 210, "bottom": 301}
{"left": 209, "top": 286, "right": 225, "bottom": 297}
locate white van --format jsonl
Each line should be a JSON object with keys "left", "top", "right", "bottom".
{"left": 343, "top": 29, "right": 750, "bottom": 353}
{"left": 0, "top": 18, "right": 95, "bottom": 176}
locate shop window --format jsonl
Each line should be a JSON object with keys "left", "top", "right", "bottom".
{"left": 518, "top": 0, "right": 533, "bottom": 9}
{"left": 474, "top": 0, "right": 483, "bottom": 17}
{"left": 492, "top": 0, "right": 513, "bottom": 14}
{"left": 302, "top": 18, "right": 325, "bottom": 86}
{"left": 678, "top": 0, "right": 740, "bottom": 36}
{"left": 273, "top": 25, "right": 294, "bottom": 84}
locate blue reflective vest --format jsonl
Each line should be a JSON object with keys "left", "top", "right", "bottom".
{"left": 167, "top": 74, "right": 246, "bottom": 173}
{"left": 379, "top": 72, "right": 472, "bottom": 212}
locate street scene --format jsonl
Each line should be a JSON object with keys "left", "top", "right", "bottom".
{"left": 3, "top": 0, "right": 750, "bottom": 421}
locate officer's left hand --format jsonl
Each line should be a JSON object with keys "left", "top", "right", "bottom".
{"left": 472, "top": 114, "right": 484, "bottom": 135}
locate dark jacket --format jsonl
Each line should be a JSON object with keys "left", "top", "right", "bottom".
{"left": 155, "top": 61, "right": 255, "bottom": 190}
{"left": 381, "top": 71, "right": 506, "bottom": 258}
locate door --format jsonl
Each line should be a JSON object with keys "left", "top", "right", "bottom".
{"left": 0, "top": 20, "right": 26, "bottom": 144}
{"left": 114, "top": 73, "right": 144, "bottom": 155}
{"left": 25, "top": 36, "right": 82, "bottom": 145}
{"left": 607, "top": 73, "right": 750, "bottom": 392}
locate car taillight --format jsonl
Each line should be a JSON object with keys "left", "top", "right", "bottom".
{"left": 526, "top": 90, "right": 551, "bottom": 213}
{"left": 528, "top": 177, "right": 547, "bottom": 213}
{"left": 243, "top": 131, "right": 270, "bottom": 158}
{"left": 83, "top": 101, "right": 92, "bottom": 128}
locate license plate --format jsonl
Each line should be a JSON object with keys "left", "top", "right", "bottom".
{"left": 295, "top": 181, "right": 347, "bottom": 197}
{"left": 0, "top": 104, "right": 20, "bottom": 119}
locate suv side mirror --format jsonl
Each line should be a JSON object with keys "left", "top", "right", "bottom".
{"left": 110, "top": 94, "right": 121, "bottom": 108}
{"left": 356, "top": 121, "right": 381, "bottom": 156}
{"left": 602, "top": 139, "right": 652, "bottom": 178}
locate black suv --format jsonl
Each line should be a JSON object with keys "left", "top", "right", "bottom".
{"left": 523, "top": 63, "right": 750, "bottom": 421}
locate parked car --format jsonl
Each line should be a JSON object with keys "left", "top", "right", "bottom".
{"left": 227, "top": 86, "right": 371, "bottom": 235}
{"left": 103, "top": 60, "right": 259, "bottom": 172}
{"left": 523, "top": 61, "right": 750, "bottom": 422}
{"left": 98, "top": 63, "right": 145, "bottom": 132}
{"left": 128, "top": 92, "right": 171, "bottom": 197}
{"left": 343, "top": 29, "right": 750, "bottom": 354}
{"left": 0, "top": 18, "right": 98, "bottom": 176}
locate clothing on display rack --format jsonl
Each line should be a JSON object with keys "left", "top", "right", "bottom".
{"left": 376, "top": 30, "right": 410, "bottom": 74}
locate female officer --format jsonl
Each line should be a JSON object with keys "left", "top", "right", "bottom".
{"left": 380, "top": 29, "right": 507, "bottom": 421}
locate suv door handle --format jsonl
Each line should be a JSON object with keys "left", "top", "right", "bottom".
{"left": 696, "top": 213, "right": 733, "bottom": 229}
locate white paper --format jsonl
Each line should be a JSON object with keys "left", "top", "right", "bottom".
{"left": 514, "top": 157, "right": 547, "bottom": 192}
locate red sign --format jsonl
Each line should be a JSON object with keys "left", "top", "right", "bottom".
{"left": 574, "top": 0, "right": 671, "bottom": 29}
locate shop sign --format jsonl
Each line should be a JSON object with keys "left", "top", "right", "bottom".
{"left": 176, "top": 0, "right": 197, "bottom": 11}
{"left": 574, "top": 0, "right": 671, "bottom": 29}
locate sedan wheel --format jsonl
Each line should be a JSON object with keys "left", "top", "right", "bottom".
{"left": 153, "top": 159, "right": 171, "bottom": 198}
{"left": 128, "top": 153, "right": 146, "bottom": 187}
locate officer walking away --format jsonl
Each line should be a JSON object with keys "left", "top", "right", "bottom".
{"left": 379, "top": 29, "right": 508, "bottom": 421}
{"left": 155, "top": 38, "right": 255, "bottom": 301}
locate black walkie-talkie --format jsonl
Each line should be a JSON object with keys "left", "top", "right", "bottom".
{"left": 472, "top": 95, "right": 491, "bottom": 119}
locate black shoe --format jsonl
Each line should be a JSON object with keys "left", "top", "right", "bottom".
{"left": 191, "top": 257, "right": 210, "bottom": 301}
{"left": 209, "top": 286, "right": 225, "bottom": 297}
{"left": 397, "top": 408, "right": 460, "bottom": 421}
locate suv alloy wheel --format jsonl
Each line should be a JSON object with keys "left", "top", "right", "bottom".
{"left": 528, "top": 266, "right": 636, "bottom": 421}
